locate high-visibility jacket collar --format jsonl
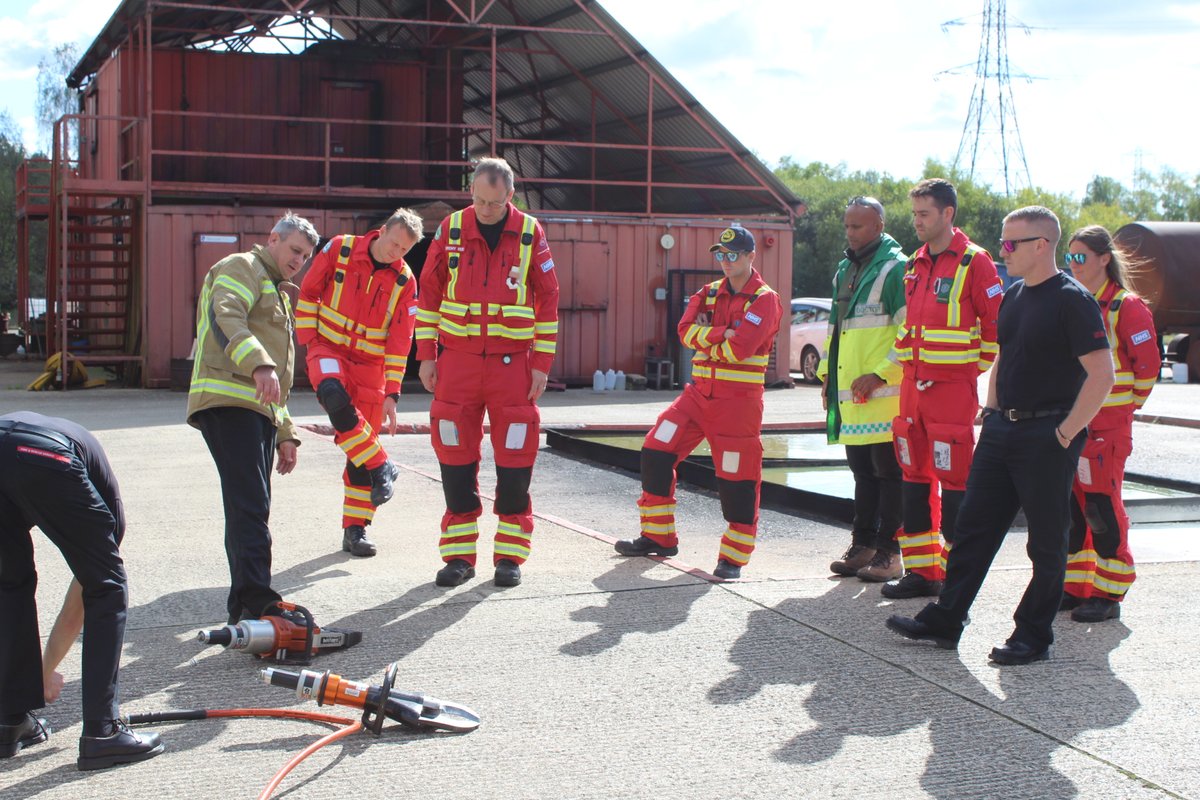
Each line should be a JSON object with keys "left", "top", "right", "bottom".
{"left": 911, "top": 227, "right": 972, "bottom": 268}
{"left": 251, "top": 243, "right": 285, "bottom": 285}
{"left": 713, "top": 268, "right": 768, "bottom": 300}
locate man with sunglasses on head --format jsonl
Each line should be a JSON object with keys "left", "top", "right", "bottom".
{"left": 819, "top": 197, "right": 907, "bottom": 584}
{"left": 417, "top": 158, "right": 559, "bottom": 588}
{"left": 297, "top": 209, "right": 423, "bottom": 558}
{"left": 614, "top": 224, "right": 782, "bottom": 580}
{"left": 883, "top": 178, "right": 1004, "bottom": 600}
{"left": 887, "top": 206, "right": 1113, "bottom": 664}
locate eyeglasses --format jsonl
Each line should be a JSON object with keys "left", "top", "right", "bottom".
{"left": 714, "top": 251, "right": 741, "bottom": 263}
{"left": 472, "top": 195, "right": 506, "bottom": 211}
{"left": 847, "top": 196, "right": 884, "bottom": 215}
{"left": 998, "top": 237, "right": 1046, "bottom": 253}
{"left": 1063, "top": 252, "right": 1087, "bottom": 266}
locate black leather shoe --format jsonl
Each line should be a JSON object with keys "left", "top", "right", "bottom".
{"left": 78, "top": 721, "right": 164, "bottom": 771}
{"left": 368, "top": 460, "right": 400, "bottom": 507}
{"left": 1071, "top": 597, "right": 1121, "bottom": 623}
{"left": 614, "top": 535, "right": 679, "bottom": 557}
{"left": 885, "top": 615, "right": 959, "bottom": 649}
{"left": 1059, "top": 593, "right": 1083, "bottom": 612}
{"left": 0, "top": 713, "right": 50, "bottom": 758}
{"left": 435, "top": 558, "right": 475, "bottom": 587}
{"left": 881, "top": 571, "right": 943, "bottom": 599}
{"left": 494, "top": 559, "right": 522, "bottom": 587}
{"left": 988, "top": 640, "right": 1050, "bottom": 666}
{"left": 342, "top": 525, "right": 377, "bottom": 557}
{"left": 712, "top": 560, "right": 742, "bottom": 580}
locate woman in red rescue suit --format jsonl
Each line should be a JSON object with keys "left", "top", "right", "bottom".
{"left": 296, "top": 209, "right": 422, "bottom": 558}
{"left": 614, "top": 224, "right": 782, "bottom": 580}
{"left": 416, "top": 158, "right": 559, "bottom": 589}
{"left": 1061, "top": 226, "right": 1159, "bottom": 623}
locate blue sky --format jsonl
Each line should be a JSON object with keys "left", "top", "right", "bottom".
{"left": 3, "top": 0, "right": 1199, "bottom": 197}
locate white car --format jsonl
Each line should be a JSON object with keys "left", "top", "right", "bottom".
{"left": 790, "top": 297, "right": 832, "bottom": 383}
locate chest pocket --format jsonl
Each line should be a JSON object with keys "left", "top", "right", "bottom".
{"left": 257, "top": 280, "right": 292, "bottom": 333}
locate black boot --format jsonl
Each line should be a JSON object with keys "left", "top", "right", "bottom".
{"left": 342, "top": 525, "right": 377, "bottom": 557}
{"left": 494, "top": 559, "right": 522, "bottom": 587}
{"left": 614, "top": 536, "right": 679, "bottom": 557}
{"left": 368, "top": 460, "right": 400, "bottom": 506}
{"left": 435, "top": 558, "right": 475, "bottom": 587}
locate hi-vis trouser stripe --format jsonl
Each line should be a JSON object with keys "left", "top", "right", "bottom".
{"left": 1065, "top": 548, "right": 1097, "bottom": 592}
{"left": 494, "top": 520, "right": 533, "bottom": 563}
{"left": 896, "top": 528, "right": 947, "bottom": 580}
{"left": 718, "top": 523, "right": 757, "bottom": 566}
{"left": 342, "top": 485, "right": 375, "bottom": 527}
{"left": 336, "top": 417, "right": 386, "bottom": 469}
{"left": 1093, "top": 554, "right": 1136, "bottom": 597}
{"left": 637, "top": 501, "right": 677, "bottom": 545}
{"left": 439, "top": 520, "right": 480, "bottom": 563}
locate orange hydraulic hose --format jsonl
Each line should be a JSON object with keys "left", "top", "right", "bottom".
{"left": 256, "top": 720, "right": 364, "bottom": 800}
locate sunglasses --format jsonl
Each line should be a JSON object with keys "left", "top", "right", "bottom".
{"left": 998, "top": 236, "right": 1045, "bottom": 253}
{"left": 1063, "top": 252, "right": 1087, "bottom": 265}
{"left": 714, "top": 251, "right": 741, "bottom": 263}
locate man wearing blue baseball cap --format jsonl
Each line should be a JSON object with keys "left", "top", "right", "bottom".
{"left": 615, "top": 224, "right": 783, "bottom": 580}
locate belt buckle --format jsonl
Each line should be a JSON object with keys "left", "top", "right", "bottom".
{"left": 1003, "top": 409, "right": 1019, "bottom": 422}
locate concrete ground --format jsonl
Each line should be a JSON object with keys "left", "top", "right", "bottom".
{"left": 1, "top": 357, "right": 1198, "bottom": 800}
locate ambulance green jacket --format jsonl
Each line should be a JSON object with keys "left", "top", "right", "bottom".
{"left": 815, "top": 234, "right": 907, "bottom": 445}
{"left": 186, "top": 245, "right": 299, "bottom": 445}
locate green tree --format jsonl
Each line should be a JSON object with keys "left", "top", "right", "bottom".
{"left": 0, "top": 112, "right": 27, "bottom": 313}
{"left": 35, "top": 42, "right": 81, "bottom": 156}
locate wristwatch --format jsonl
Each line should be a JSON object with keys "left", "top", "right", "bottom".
{"left": 387, "top": 393, "right": 400, "bottom": 403}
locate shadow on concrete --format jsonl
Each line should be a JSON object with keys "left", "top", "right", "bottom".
{"left": 708, "top": 580, "right": 1140, "bottom": 799}
{"left": 559, "top": 558, "right": 712, "bottom": 658}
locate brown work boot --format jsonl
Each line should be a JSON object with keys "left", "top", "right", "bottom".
{"left": 830, "top": 544, "right": 876, "bottom": 577}
{"left": 857, "top": 550, "right": 902, "bottom": 582}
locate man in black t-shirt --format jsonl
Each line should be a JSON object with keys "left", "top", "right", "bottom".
{"left": 885, "top": 206, "right": 1115, "bottom": 665}
{"left": 0, "top": 412, "right": 163, "bottom": 769}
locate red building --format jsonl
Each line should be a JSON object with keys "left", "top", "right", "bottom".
{"left": 15, "top": 0, "right": 802, "bottom": 388}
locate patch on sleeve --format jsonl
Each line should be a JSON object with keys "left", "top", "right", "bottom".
{"left": 434, "top": 224, "right": 442, "bottom": 240}
{"left": 1130, "top": 329, "right": 1151, "bottom": 346}
{"left": 408, "top": 304, "right": 418, "bottom": 316}
{"left": 986, "top": 282, "right": 1003, "bottom": 298}
{"left": 540, "top": 258, "right": 555, "bottom": 273}
{"left": 744, "top": 311, "right": 762, "bottom": 325}
{"left": 321, "top": 239, "right": 332, "bottom": 254}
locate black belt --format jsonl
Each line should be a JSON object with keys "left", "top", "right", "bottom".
{"left": 0, "top": 418, "right": 75, "bottom": 451}
{"left": 999, "top": 408, "right": 1068, "bottom": 422}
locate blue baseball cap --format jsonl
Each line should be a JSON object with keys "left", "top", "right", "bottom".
{"left": 709, "top": 224, "right": 755, "bottom": 253}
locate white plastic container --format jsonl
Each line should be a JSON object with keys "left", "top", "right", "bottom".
{"left": 613, "top": 370, "right": 626, "bottom": 391}
{"left": 604, "top": 368, "right": 617, "bottom": 390}
{"left": 592, "top": 369, "right": 605, "bottom": 392}
{"left": 1172, "top": 362, "right": 1189, "bottom": 383}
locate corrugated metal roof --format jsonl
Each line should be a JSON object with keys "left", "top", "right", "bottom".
{"left": 69, "top": 0, "right": 801, "bottom": 217}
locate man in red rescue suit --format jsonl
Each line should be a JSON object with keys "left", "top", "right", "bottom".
{"left": 1062, "top": 225, "right": 1160, "bottom": 623}
{"left": 417, "top": 158, "right": 559, "bottom": 589}
{"left": 296, "top": 209, "right": 422, "bottom": 558}
{"left": 614, "top": 225, "right": 783, "bottom": 580}
{"left": 883, "top": 179, "right": 1004, "bottom": 599}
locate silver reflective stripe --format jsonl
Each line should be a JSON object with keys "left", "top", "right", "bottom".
{"left": 841, "top": 314, "right": 893, "bottom": 331}
{"left": 893, "top": 306, "right": 907, "bottom": 328}
{"left": 867, "top": 258, "right": 901, "bottom": 306}
{"left": 837, "top": 385, "right": 900, "bottom": 402}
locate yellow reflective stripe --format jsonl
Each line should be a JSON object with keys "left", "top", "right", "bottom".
{"left": 640, "top": 522, "right": 676, "bottom": 535}
{"left": 719, "top": 544, "right": 751, "bottom": 565}
{"left": 919, "top": 349, "right": 981, "bottom": 364}
{"left": 416, "top": 309, "right": 441, "bottom": 325}
{"left": 533, "top": 340, "right": 556, "bottom": 354}
{"left": 490, "top": 325, "right": 535, "bottom": 341}
{"left": 740, "top": 354, "right": 770, "bottom": 366}
{"left": 259, "top": 280, "right": 277, "bottom": 294}
{"left": 318, "top": 304, "right": 351, "bottom": 329}
{"left": 724, "top": 528, "right": 756, "bottom": 546}
{"left": 946, "top": 246, "right": 979, "bottom": 328}
{"left": 336, "top": 235, "right": 356, "bottom": 265}
{"left": 718, "top": 340, "right": 736, "bottom": 361}
{"left": 501, "top": 305, "right": 535, "bottom": 319}
{"left": 385, "top": 355, "right": 406, "bottom": 366}
{"left": 921, "top": 327, "right": 975, "bottom": 344}
{"left": 440, "top": 300, "right": 470, "bottom": 317}
{"left": 438, "top": 319, "right": 481, "bottom": 337}
{"left": 189, "top": 378, "right": 259, "bottom": 403}
{"left": 1096, "top": 556, "right": 1135, "bottom": 575}
{"left": 296, "top": 298, "right": 319, "bottom": 314}
{"left": 316, "top": 319, "right": 352, "bottom": 346}
{"left": 213, "top": 274, "right": 255, "bottom": 306}
{"left": 355, "top": 340, "right": 385, "bottom": 356}
{"left": 416, "top": 328, "right": 439, "bottom": 341}
{"left": 1133, "top": 377, "right": 1156, "bottom": 391}
{"left": 1102, "top": 392, "right": 1134, "bottom": 407}
{"left": 445, "top": 211, "right": 463, "bottom": 300}
{"left": 535, "top": 321, "right": 558, "bottom": 334}
{"left": 980, "top": 340, "right": 999, "bottom": 355}
{"left": 230, "top": 336, "right": 262, "bottom": 365}
{"left": 345, "top": 486, "right": 372, "bottom": 502}
{"left": 639, "top": 504, "right": 676, "bottom": 516}
{"left": 513, "top": 214, "right": 538, "bottom": 306}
